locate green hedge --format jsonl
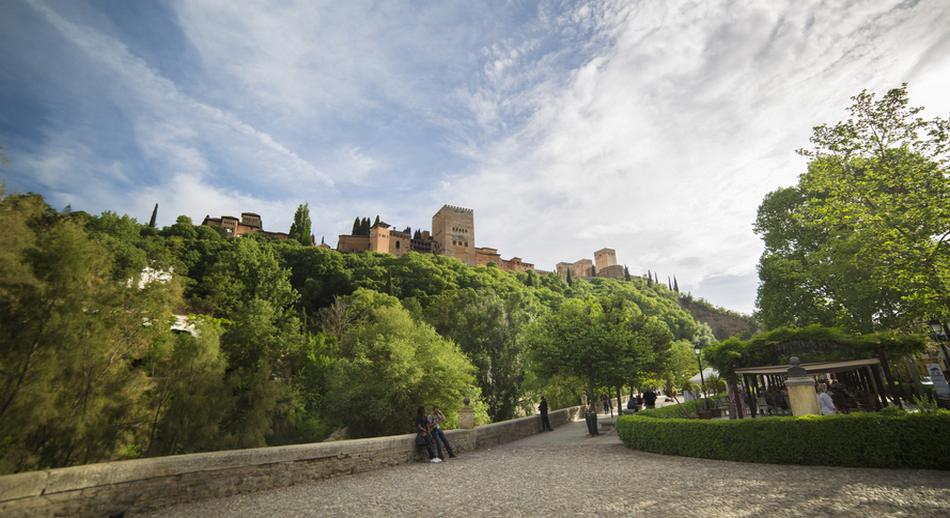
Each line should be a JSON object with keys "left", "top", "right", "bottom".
{"left": 617, "top": 412, "right": 950, "bottom": 470}
{"left": 636, "top": 399, "right": 712, "bottom": 419}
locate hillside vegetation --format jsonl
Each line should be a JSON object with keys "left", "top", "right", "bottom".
{"left": 0, "top": 192, "right": 707, "bottom": 473}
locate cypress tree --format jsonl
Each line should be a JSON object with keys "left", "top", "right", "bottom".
{"left": 667, "top": 276, "right": 672, "bottom": 290}
{"left": 673, "top": 276, "right": 679, "bottom": 293}
{"left": 352, "top": 217, "right": 360, "bottom": 235}
{"left": 288, "top": 203, "right": 313, "bottom": 246}
{"left": 646, "top": 270, "right": 653, "bottom": 287}
{"left": 590, "top": 265, "right": 596, "bottom": 277}
{"left": 566, "top": 269, "right": 573, "bottom": 285}
{"left": 148, "top": 203, "right": 158, "bottom": 228}
{"left": 373, "top": 215, "right": 380, "bottom": 227}
{"left": 623, "top": 265, "right": 631, "bottom": 281}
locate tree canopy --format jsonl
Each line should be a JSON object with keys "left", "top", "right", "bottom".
{"left": 755, "top": 85, "right": 949, "bottom": 333}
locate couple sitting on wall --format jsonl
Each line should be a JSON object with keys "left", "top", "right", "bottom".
{"left": 415, "top": 405, "right": 456, "bottom": 463}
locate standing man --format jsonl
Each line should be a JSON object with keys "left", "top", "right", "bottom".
{"left": 643, "top": 388, "right": 657, "bottom": 409}
{"left": 539, "top": 396, "right": 553, "bottom": 431}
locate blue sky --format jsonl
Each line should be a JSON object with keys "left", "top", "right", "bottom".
{"left": 2, "top": 0, "right": 950, "bottom": 314}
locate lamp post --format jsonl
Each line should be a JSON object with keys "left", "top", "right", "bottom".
{"left": 694, "top": 337, "right": 709, "bottom": 410}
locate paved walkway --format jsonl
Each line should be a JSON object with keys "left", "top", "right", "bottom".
{"left": 146, "top": 420, "right": 950, "bottom": 517}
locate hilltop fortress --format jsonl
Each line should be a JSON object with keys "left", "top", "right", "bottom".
{"left": 199, "top": 204, "right": 625, "bottom": 279}
{"left": 337, "top": 204, "right": 537, "bottom": 273}
{"left": 335, "top": 204, "right": 626, "bottom": 280}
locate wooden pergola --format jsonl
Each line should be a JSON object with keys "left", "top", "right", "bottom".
{"left": 734, "top": 358, "right": 889, "bottom": 416}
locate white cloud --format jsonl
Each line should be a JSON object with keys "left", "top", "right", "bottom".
{"left": 444, "top": 0, "right": 950, "bottom": 312}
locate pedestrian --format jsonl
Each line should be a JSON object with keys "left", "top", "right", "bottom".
{"left": 428, "top": 405, "right": 456, "bottom": 459}
{"left": 601, "top": 394, "right": 610, "bottom": 416}
{"left": 817, "top": 383, "right": 837, "bottom": 415}
{"left": 539, "top": 396, "right": 553, "bottom": 431}
{"left": 643, "top": 388, "right": 657, "bottom": 409}
{"left": 415, "top": 405, "right": 439, "bottom": 463}
{"left": 626, "top": 394, "right": 638, "bottom": 413}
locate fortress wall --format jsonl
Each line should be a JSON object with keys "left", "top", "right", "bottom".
{"left": 0, "top": 406, "right": 583, "bottom": 517}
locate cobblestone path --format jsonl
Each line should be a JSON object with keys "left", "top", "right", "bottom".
{"left": 145, "top": 420, "right": 950, "bottom": 517}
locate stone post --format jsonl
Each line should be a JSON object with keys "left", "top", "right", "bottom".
{"left": 458, "top": 397, "right": 475, "bottom": 429}
{"left": 785, "top": 357, "right": 819, "bottom": 416}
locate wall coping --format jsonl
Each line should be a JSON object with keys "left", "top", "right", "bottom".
{"left": 0, "top": 405, "right": 582, "bottom": 504}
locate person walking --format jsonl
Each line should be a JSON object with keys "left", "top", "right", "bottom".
{"left": 601, "top": 394, "right": 610, "bottom": 416}
{"left": 817, "top": 383, "right": 837, "bottom": 415}
{"left": 539, "top": 396, "right": 553, "bottom": 431}
{"left": 428, "top": 405, "right": 456, "bottom": 459}
{"left": 415, "top": 405, "right": 439, "bottom": 463}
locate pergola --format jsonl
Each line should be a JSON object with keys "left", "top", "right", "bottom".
{"left": 734, "top": 358, "right": 889, "bottom": 416}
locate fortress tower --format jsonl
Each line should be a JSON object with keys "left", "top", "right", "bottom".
{"left": 432, "top": 205, "right": 476, "bottom": 265}
{"left": 594, "top": 248, "right": 617, "bottom": 271}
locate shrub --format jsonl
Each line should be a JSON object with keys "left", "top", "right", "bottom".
{"left": 637, "top": 399, "right": 712, "bottom": 419}
{"left": 616, "top": 411, "right": 950, "bottom": 470}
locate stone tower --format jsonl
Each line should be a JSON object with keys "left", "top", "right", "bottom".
{"left": 432, "top": 205, "right": 476, "bottom": 265}
{"left": 594, "top": 248, "right": 617, "bottom": 271}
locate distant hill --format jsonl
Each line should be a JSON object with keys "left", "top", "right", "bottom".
{"left": 678, "top": 294, "right": 758, "bottom": 340}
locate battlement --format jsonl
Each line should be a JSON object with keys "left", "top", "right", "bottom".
{"left": 436, "top": 204, "right": 474, "bottom": 215}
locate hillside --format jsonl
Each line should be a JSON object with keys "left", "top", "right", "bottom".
{"left": 678, "top": 294, "right": 758, "bottom": 340}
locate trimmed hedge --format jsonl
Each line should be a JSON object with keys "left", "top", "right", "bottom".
{"left": 637, "top": 399, "right": 712, "bottom": 419}
{"left": 617, "top": 411, "right": 950, "bottom": 470}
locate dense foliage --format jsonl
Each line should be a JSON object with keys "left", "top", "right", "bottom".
{"left": 617, "top": 411, "right": 950, "bottom": 469}
{"left": 755, "top": 85, "right": 949, "bottom": 333}
{"left": 0, "top": 190, "right": 703, "bottom": 473}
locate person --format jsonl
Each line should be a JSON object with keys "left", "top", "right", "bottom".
{"left": 643, "top": 388, "right": 657, "bottom": 409}
{"left": 828, "top": 380, "right": 853, "bottom": 413}
{"left": 415, "top": 405, "right": 439, "bottom": 463}
{"left": 428, "top": 406, "right": 456, "bottom": 459}
{"left": 626, "top": 394, "right": 638, "bottom": 413}
{"left": 539, "top": 396, "right": 553, "bottom": 431}
{"left": 817, "top": 383, "right": 837, "bottom": 415}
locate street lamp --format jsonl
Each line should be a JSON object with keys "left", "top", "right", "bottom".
{"left": 694, "top": 337, "right": 709, "bottom": 410}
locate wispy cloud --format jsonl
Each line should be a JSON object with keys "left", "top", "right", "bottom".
{"left": 2, "top": 0, "right": 949, "bottom": 313}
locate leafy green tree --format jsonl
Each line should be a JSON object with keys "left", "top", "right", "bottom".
{"left": 288, "top": 203, "right": 313, "bottom": 246}
{"left": 323, "top": 289, "right": 483, "bottom": 436}
{"left": 144, "top": 318, "right": 230, "bottom": 456}
{"left": 756, "top": 85, "right": 950, "bottom": 332}
{"left": 526, "top": 296, "right": 670, "bottom": 402}
{"left": 0, "top": 195, "right": 180, "bottom": 472}
{"left": 425, "top": 289, "right": 539, "bottom": 420}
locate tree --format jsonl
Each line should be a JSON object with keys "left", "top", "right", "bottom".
{"left": 646, "top": 270, "right": 653, "bottom": 287}
{"left": 756, "top": 84, "right": 950, "bottom": 332}
{"left": 425, "top": 289, "right": 538, "bottom": 421}
{"left": 566, "top": 269, "right": 573, "bottom": 285}
{"left": 323, "top": 289, "right": 483, "bottom": 436}
{"left": 624, "top": 265, "right": 631, "bottom": 281}
{"left": 526, "top": 296, "right": 671, "bottom": 403}
{"left": 673, "top": 276, "right": 679, "bottom": 293}
{"left": 149, "top": 203, "right": 158, "bottom": 228}
{"left": 351, "top": 217, "right": 360, "bottom": 235}
{"left": 0, "top": 195, "right": 181, "bottom": 472}
{"left": 288, "top": 203, "right": 313, "bottom": 246}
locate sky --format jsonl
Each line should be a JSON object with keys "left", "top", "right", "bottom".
{"left": 2, "top": 0, "right": 949, "bottom": 314}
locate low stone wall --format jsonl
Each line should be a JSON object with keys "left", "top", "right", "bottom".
{"left": 0, "top": 406, "right": 583, "bottom": 517}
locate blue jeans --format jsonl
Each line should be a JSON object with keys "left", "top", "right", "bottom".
{"left": 431, "top": 428, "right": 454, "bottom": 458}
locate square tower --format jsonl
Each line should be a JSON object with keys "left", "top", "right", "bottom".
{"left": 432, "top": 205, "right": 476, "bottom": 265}
{"left": 594, "top": 248, "right": 617, "bottom": 271}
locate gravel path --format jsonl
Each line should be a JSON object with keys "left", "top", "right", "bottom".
{"left": 145, "top": 420, "right": 950, "bottom": 517}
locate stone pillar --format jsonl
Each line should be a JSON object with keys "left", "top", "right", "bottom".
{"left": 786, "top": 357, "right": 819, "bottom": 416}
{"left": 458, "top": 397, "right": 475, "bottom": 429}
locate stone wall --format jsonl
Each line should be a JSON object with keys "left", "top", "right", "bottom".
{"left": 0, "top": 406, "right": 583, "bottom": 517}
